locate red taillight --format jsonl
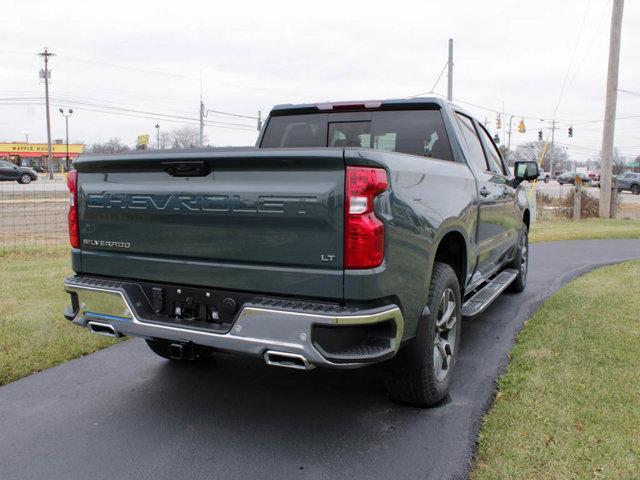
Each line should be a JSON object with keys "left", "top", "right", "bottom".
{"left": 344, "top": 166, "right": 388, "bottom": 269}
{"left": 66, "top": 170, "right": 80, "bottom": 248}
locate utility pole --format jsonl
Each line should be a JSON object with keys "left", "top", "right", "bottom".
{"left": 59, "top": 108, "right": 73, "bottom": 170}
{"left": 155, "top": 124, "right": 160, "bottom": 149}
{"left": 549, "top": 119, "right": 558, "bottom": 177}
{"left": 599, "top": 0, "right": 624, "bottom": 218}
{"left": 257, "top": 110, "right": 262, "bottom": 131}
{"left": 198, "top": 71, "right": 205, "bottom": 147}
{"left": 38, "top": 47, "right": 55, "bottom": 179}
{"left": 506, "top": 115, "right": 513, "bottom": 161}
{"left": 199, "top": 100, "right": 205, "bottom": 147}
{"left": 447, "top": 38, "right": 453, "bottom": 101}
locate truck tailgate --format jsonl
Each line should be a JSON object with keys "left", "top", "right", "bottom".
{"left": 75, "top": 149, "right": 345, "bottom": 298}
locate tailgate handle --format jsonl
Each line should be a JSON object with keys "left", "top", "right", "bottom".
{"left": 161, "top": 161, "right": 210, "bottom": 177}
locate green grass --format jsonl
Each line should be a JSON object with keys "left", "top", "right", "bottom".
{"left": 472, "top": 260, "right": 640, "bottom": 479}
{"left": 0, "top": 248, "right": 120, "bottom": 385}
{"left": 530, "top": 218, "right": 640, "bottom": 243}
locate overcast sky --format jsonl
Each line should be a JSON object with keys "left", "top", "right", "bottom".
{"left": 1, "top": 0, "right": 638, "bottom": 162}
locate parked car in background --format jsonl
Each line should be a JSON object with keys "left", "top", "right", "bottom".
{"left": 617, "top": 172, "right": 640, "bottom": 195}
{"left": 0, "top": 160, "right": 39, "bottom": 184}
{"left": 537, "top": 170, "right": 550, "bottom": 183}
{"left": 588, "top": 171, "right": 601, "bottom": 183}
{"left": 557, "top": 171, "right": 591, "bottom": 186}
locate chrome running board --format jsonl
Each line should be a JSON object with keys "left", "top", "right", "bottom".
{"left": 462, "top": 268, "right": 519, "bottom": 317}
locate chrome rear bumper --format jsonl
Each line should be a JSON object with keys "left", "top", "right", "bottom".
{"left": 64, "top": 276, "right": 404, "bottom": 369}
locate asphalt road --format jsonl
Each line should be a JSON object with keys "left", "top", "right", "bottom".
{"left": 1, "top": 239, "right": 639, "bottom": 480}
{"left": 536, "top": 181, "right": 640, "bottom": 204}
{"left": 0, "top": 175, "right": 67, "bottom": 193}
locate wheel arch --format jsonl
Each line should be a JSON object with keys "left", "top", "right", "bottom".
{"left": 431, "top": 227, "right": 469, "bottom": 291}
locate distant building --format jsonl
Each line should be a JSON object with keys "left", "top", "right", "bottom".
{"left": 0, "top": 142, "right": 84, "bottom": 171}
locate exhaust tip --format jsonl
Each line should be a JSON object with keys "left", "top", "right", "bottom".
{"left": 87, "top": 321, "right": 120, "bottom": 338}
{"left": 264, "top": 350, "right": 314, "bottom": 370}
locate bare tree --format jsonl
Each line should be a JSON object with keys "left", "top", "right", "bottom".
{"left": 87, "top": 137, "right": 131, "bottom": 154}
{"left": 612, "top": 148, "right": 627, "bottom": 175}
{"left": 512, "top": 142, "right": 566, "bottom": 172}
{"left": 592, "top": 148, "right": 627, "bottom": 176}
{"left": 498, "top": 145, "right": 510, "bottom": 164}
{"left": 159, "top": 131, "right": 172, "bottom": 150}
{"left": 170, "top": 126, "right": 206, "bottom": 149}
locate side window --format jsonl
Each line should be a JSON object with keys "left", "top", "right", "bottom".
{"left": 455, "top": 113, "right": 488, "bottom": 172}
{"left": 477, "top": 124, "right": 507, "bottom": 175}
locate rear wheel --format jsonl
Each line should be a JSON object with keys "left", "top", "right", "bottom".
{"left": 632, "top": 185, "right": 640, "bottom": 195}
{"left": 544, "top": 175, "right": 550, "bottom": 183}
{"left": 508, "top": 225, "right": 529, "bottom": 293}
{"left": 18, "top": 174, "right": 32, "bottom": 184}
{"left": 386, "top": 262, "right": 461, "bottom": 407}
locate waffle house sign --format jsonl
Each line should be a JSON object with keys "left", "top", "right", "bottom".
{"left": 0, "top": 142, "right": 84, "bottom": 159}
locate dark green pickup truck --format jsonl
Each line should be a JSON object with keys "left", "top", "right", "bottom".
{"left": 63, "top": 98, "right": 538, "bottom": 406}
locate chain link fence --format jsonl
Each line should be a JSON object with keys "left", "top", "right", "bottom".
{"left": 0, "top": 175, "right": 68, "bottom": 252}
{"left": 2, "top": 176, "right": 639, "bottom": 253}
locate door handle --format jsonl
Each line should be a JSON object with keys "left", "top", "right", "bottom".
{"left": 479, "top": 186, "right": 490, "bottom": 197}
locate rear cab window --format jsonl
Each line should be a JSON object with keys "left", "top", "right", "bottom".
{"left": 260, "top": 108, "right": 454, "bottom": 162}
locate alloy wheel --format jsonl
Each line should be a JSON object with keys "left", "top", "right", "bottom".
{"left": 433, "top": 288, "right": 458, "bottom": 382}
{"left": 519, "top": 232, "right": 528, "bottom": 277}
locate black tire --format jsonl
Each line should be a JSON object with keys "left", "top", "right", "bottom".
{"left": 18, "top": 174, "right": 32, "bottom": 184}
{"left": 544, "top": 176, "right": 550, "bottom": 183}
{"left": 145, "top": 338, "right": 205, "bottom": 362}
{"left": 508, "top": 225, "right": 529, "bottom": 293}
{"left": 632, "top": 185, "right": 640, "bottom": 195}
{"left": 386, "top": 262, "right": 462, "bottom": 407}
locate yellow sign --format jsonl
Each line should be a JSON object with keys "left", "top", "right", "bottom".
{"left": 0, "top": 143, "right": 84, "bottom": 154}
{"left": 137, "top": 135, "right": 149, "bottom": 146}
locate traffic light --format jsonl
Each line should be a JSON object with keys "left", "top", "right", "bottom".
{"left": 496, "top": 113, "right": 501, "bottom": 130}
{"left": 517, "top": 118, "right": 526, "bottom": 133}
{"left": 538, "top": 129, "right": 543, "bottom": 141}
{"left": 568, "top": 126, "right": 573, "bottom": 138}
{"left": 493, "top": 133, "right": 500, "bottom": 144}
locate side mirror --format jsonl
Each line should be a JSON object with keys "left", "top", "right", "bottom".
{"left": 514, "top": 161, "right": 539, "bottom": 184}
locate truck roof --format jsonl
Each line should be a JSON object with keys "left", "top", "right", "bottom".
{"left": 270, "top": 96, "right": 455, "bottom": 116}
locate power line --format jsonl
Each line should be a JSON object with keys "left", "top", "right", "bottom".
{"left": 56, "top": 54, "right": 310, "bottom": 99}
{"left": 205, "top": 108, "right": 258, "bottom": 120}
{"left": 566, "top": 0, "right": 610, "bottom": 92}
{"left": 619, "top": 88, "right": 640, "bottom": 97}
{"left": 408, "top": 62, "right": 448, "bottom": 98}
{"left": 0, "top": 98, "right": 256, "bottom": 132}
{"left": 553, "top": 0, "right": 592, "bottom": 118}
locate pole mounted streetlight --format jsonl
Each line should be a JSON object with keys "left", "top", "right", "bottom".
{"left": 155, "top": 123, "right": 160, "bottom": 149}
{"left": 22, "top": 131, "right": 31, "bottom": 143}
{"left": 59, "top": 108, "right": 73, "bottom": 171}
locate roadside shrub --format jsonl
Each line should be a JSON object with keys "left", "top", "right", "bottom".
{"left": 535, "top": 189, "right": 612, "bottom": 220}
